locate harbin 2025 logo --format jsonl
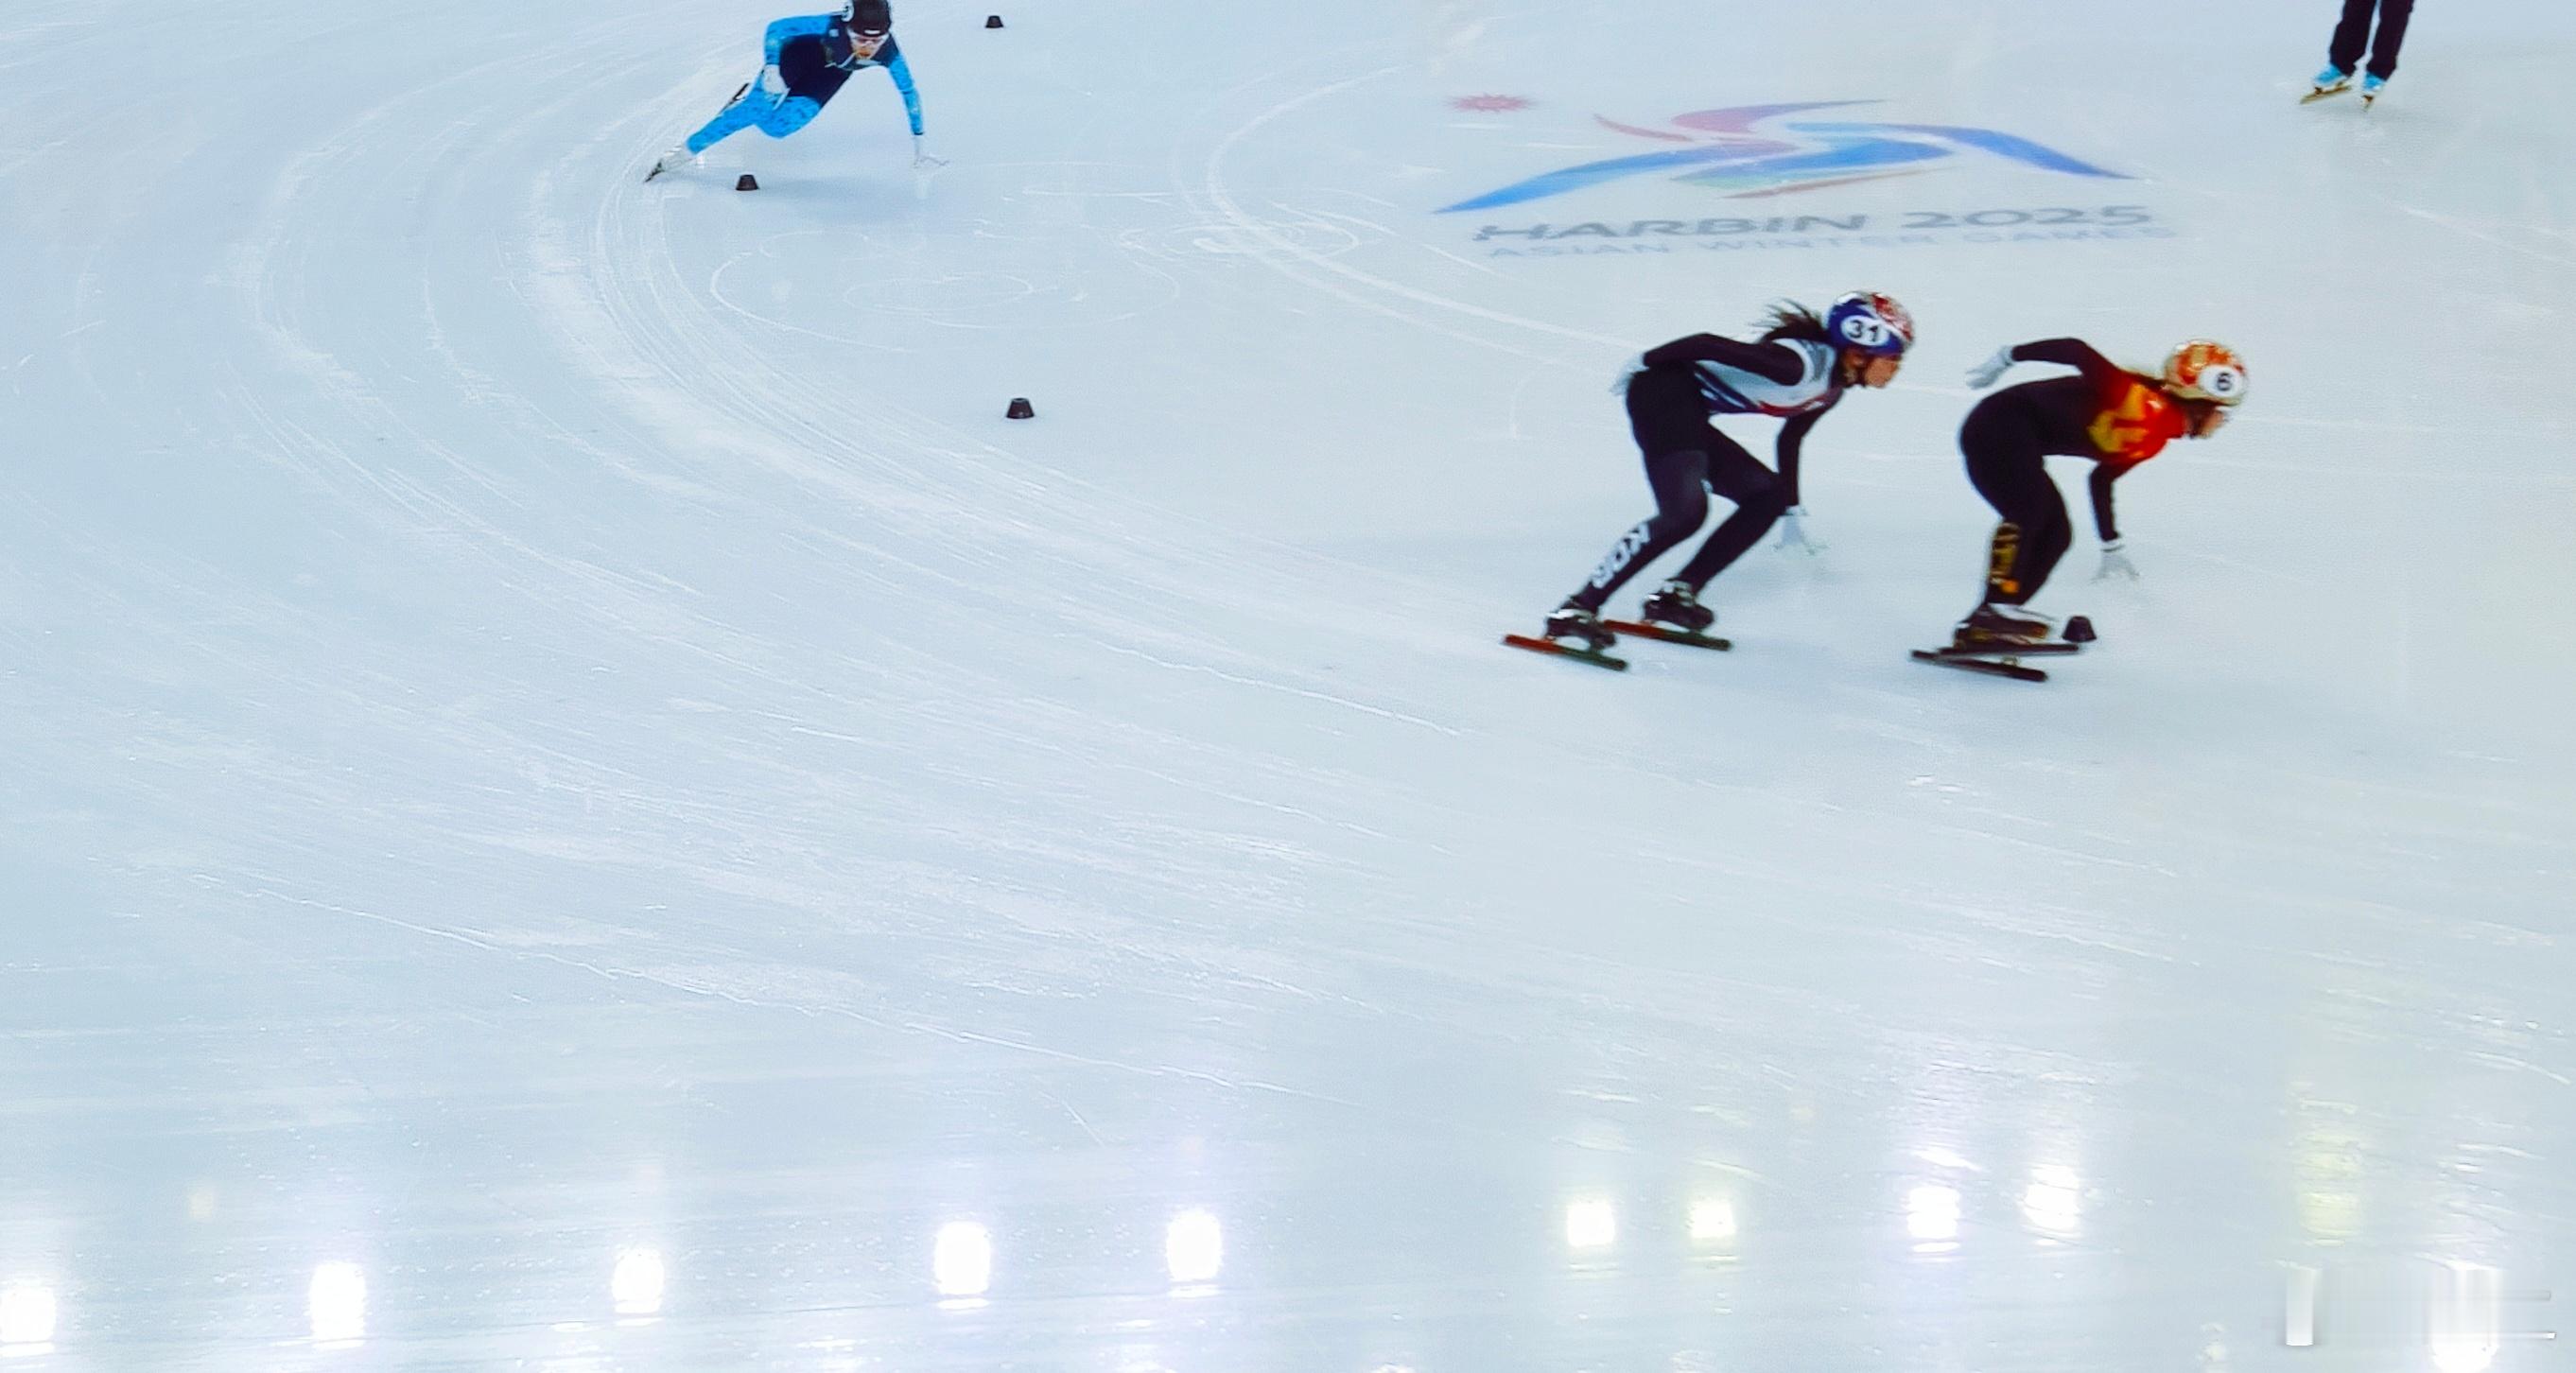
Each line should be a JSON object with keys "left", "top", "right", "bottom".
{"left": 1439, "top": 100, "right": 2131, "bottom": 213}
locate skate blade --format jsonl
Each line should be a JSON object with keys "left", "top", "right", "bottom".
{"left": 1601, "top": 619, "right": 1732, "bottom": 651}
{"left": 1940, "top": 640, "right": 2082, "bottom": 657}
{"left": 1913, "top": 649, "right": 2048, "bottom": 683}
{"left": 1503, "top": 633, "right": 1628, "bottom": 671}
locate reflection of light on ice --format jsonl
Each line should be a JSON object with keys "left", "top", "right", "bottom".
{"left": 611, "top": 1248, "right": 666, "bottom": 1317}
{"left": 2020, "top": 1165, "right": 2082, "bottom": 1239}
{"left": 1166, "top": 1209, "right": 1223, "bottom": 1286}
{"left": 308, "top": 1263, "right": 367, "bottom": 1345}
{"left": 934, "top": 1222, "right": 993, "bottom": 1300}
{"left": 1563, "top": 1199, "right": 1617, "bottom": 1251}
{"left": 2201, "top": 1320, "right": 2233, "bottom": 1373}
{"left": 1688, "top": 1197, "right": 1738, "bottom": 1246}
{"left": 2429, "top": 1263, "right": 2500, "bottom": 1373}
{"left": 0, "top": 1284, "right": 60, "bottom": 1354}
{"left": 1906, "top": 1186, "right": 1961, "bottom": 1252}
{"left": 2284, "top": 1265, "right": 2321, "bottom": 1347}
{"left": 2292, "top": 1096, "right": 2365, "bottom": 1242}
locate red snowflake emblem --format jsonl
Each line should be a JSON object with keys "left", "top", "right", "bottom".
{"left": 1451, "top": 94, "right": 1534, "bottom": 113}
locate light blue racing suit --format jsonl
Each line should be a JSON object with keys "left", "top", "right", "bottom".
{"left": 686, "top": 15, "right": 923, "bottom": 155}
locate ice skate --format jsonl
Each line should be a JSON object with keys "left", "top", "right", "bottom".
{"left": 1542, "top": 599, "right": 1617, "bottom": 652}
{"left": 2302, "top": 64, "right": 2353, "bottom": 103}
{"left": 1637, "top": 580, "right": 1715, "bottom": 634}
{"left": 643, "top": 146, "right": 695, "bottom": 182}
{"left": 1951, "top": 600, "right": 2055, "bottom": 650}
{"left": 2360, "top": 73, "right": 2387, "bottom": 108}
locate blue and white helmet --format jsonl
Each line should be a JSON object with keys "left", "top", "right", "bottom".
{"left": 1823, "top": 291, "right": 1914, "bottom": 357}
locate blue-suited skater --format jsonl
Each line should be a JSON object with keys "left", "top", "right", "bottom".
{"left": 647, "top": 0, "right": 938, "bottom": 182}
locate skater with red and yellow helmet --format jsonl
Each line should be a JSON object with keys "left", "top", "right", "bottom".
{"left": 1948, "top": 337, "right": 2246, "bottom": 648}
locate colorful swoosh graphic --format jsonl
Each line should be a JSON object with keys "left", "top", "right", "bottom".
{"left": 1439, "top": 102, "right": 2131, "bottom": 213}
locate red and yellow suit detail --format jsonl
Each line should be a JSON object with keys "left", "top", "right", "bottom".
{"left": 2086, "top": 375, "right": 2186, "bottom": 462}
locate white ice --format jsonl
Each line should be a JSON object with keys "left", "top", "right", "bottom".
{"left": 3, "top": 0, "right": 2573, "bottom": 1368}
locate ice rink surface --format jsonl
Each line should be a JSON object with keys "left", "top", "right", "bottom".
{"left": 4, "top": 0, "right": 2573, "bottom": 1367}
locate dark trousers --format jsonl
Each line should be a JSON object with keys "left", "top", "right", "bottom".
{"left": 2329, "top": 0, "right": 2413, "bottom": 79}
{"left": 1571, "top": 370, "right": 1787, "bottom": 610}
{"left": 1961, "top": 406, "right": 2070, "bottom": 606}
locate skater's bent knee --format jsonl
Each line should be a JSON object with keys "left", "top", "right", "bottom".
{"left": 1656, "top": 491, "right": 1711, "bottom": 533}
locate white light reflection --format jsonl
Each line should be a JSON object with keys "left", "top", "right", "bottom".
{"left": 2285, "top": 1265, "right": 2321, "bottom": 1348}
{"left": 2429, "top": 1262, "right": 2500, "bottom": 1373}
{"left": 933, "top": 1222, "right": 993, "bottom": 1301}
{"left": 0, "top": 1285, "right": 59, "bottom": 1354}
{"left": 611, "top": 1248, "right": 666, "bottom": 1317}
{"left": 307, "top": 1262, "right": 367, "bottom": 1345}
{"left": 2292, "top": 1105, "right": 2364, "bottom": 1243}
{"left": 1688, "top": 1197, "right": 1738, "bottom": 1247}
{"left": 2020, "top": 1164, "right": 2082, "bottom": 1239}
{"left": 1166, "top": 1209, "right": 1223, "bottom": 1287}
{"left": 1906, "top": 1186, "right": 1961, "bottom": 1251}
{"left": 1563, "top": 1198, "right": 1618, "bottom": 1251}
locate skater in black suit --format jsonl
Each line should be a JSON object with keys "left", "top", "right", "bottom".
{"left": 2308, "top": 0, "right": 2414, "bottom": 104}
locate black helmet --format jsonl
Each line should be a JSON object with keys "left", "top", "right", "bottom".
{"left": 844, "top": 0, "right": 892, "bottom": 35}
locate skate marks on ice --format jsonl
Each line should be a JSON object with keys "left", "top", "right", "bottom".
{"left": 1185, "top": 59, "right": 1627, "bottom": 363}
{"left": 99, "top": 7, "right": 1492, "bottom": 1094}
{"left": 15, "top": 2, "right": 2576, "bottom": 1364}
{"left": 705, "top": 224, "right": 1185, "bottom": 339}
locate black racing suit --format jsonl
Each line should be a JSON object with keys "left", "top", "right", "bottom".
{"left": 1958, "top": 339, "right": 2178, "bottom": 605}
{"left": 1569, "top": 335, "right": 1837, "bottom": 612}
{"left": 2330, "top": 0, "right": 2414, "bottom": 80}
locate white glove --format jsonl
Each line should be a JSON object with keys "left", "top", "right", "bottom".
{"left": 912, "top": 133, "right": 948, "bottom": 168}
{"left": 2093, "top": 539, "right": 2139, "bottom": 582}
{"left": 1966, "top": 346, "right": 2014, "bottom": 390}
{"left": 1775, "top": 506, "right": 1826, "bottom": 554}
{"left": 757, "top": 64, "right": 788, "bottom": 98}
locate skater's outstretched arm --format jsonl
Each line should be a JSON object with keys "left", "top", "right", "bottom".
{"left": 1772, "top": 396, "right": 1837, "bottom": 506}
{"left": 2088, "top": 459, "right": 2138, "bottom": 542}
{"left": 2010, "top": 338, "right": 2123, "bottom": 385}
{"left": 881, "top": 46, "right": 925, "bottom": 135}
{"left": 1640, "top": 334, "right": 1805, "bottom": 384}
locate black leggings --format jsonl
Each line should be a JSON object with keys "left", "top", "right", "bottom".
{"left": 1960, "top": 403, "right": 2070, "bottom": 605}
{"left": 2330, "top": 0, "right": 2413, "bottom": 79}
{"left": 1571, "top": 371, "right": 1787, "bottom": 610}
